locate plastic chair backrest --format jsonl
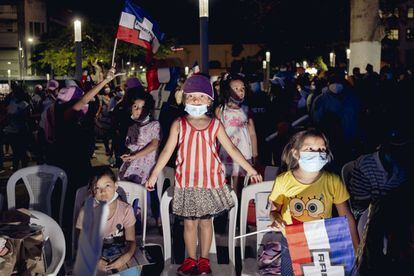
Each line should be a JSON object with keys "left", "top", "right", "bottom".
{"left": 116, "top": 181, "right": 148, "bottom": 245}
{"left": 156, "top": 166, "right": 175, "bottom": 201}
{"left": 357, "top": 207, "right": 369, "bottom": 240}
{"left": 341, "top": 160, "right": 357, "bottom": 189}
{"left": 240, "top": 181, "right": 274, "bottom": 260}
{"left": 160, "top": 186, "right": 238, "bottom": 266}
{"left": 72, "top": 186, "right": 89, "bottom": 259}
{"left": 7, "top": 165, "right": 68, "bottom": 225}
{"left": 264, "top": 166, "right": 279, "bottom": 181}
{"left": 30, "top": 210, "right": 66, "bottom": 276}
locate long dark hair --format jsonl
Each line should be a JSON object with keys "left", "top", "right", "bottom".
{"left": 88, "top": 166, "right": 116, "bottom": 195}
{"left": 218, "top": 73, "right": 250, "bottom": 107}
{"left": 128, "top": 89, "right": 155, "bottom": 119}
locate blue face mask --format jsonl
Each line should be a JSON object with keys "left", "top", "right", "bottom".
{"left": 185, "top": 104, "right": 208, "bottom": 117}
{"left": 298, "top": 152, "right": 329, "bottom": 172}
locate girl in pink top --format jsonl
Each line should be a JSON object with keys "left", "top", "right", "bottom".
{"left": 216, "top": 74, "right": 258, "bottom": 200}
{"left": 118, "top": 91, "right": 162, "bottom": 229}
{"left": 145, "top": 75, "right": 262, "bottom": 275}
{"left": 76, "top": 167, "right": 136, "bottom": 273}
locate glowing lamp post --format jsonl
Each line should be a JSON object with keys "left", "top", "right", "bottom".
{"left": 199, "top": 0, "right": 209, "bottom": 74}
{"left": 264, "top": 51, "right": 271, "bottom": 92}
{"left": 329, "top": 52, "right": 336, "bottom": 67}
{"left": 346, "top": 48, "right": 351, "bottom": 74}
{"left": 74, "top": 19, "right": 82, "bottom": 81}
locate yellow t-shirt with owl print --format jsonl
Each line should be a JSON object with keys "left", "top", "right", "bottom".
{"left": 268, "top": 170, "right": 349, "bottom": 225}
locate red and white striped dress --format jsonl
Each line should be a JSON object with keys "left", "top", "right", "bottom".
{"left": 172, "top": 116, "right": 235, "bottom": 219}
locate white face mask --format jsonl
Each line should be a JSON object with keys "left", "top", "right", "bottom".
{"left": 94, "top": 191, "right": 118, "bottom": 205}
{"left": 328, "top": 83, "right": 344, "bottom": 94}
{"left": 131, "top": 114, "right": 150, "bottom": 124}
{"left": 116, "top": 90, "right": 124, "bottom": 98}
{"left": 229, "top": 96, "right": 243, "bottom": 105}
{"left": 185, "top": 104, "right": 208, "bottom": 117}
{"left": 104, "top": 88, "right": 111, "bottom": 94}
{"left": 298, "top": 152, "right": 329, "bottom": 172}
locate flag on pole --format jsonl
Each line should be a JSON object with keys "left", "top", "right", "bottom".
{"left": 285, "top": 217, "right": 355, "bottom": 276}
{"left": 116, "top": 0, "right": 165, "bottom": 53}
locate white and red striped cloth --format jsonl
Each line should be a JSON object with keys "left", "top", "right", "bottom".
{"left": 175, "top": 117, "right": 226, "bottom": 189}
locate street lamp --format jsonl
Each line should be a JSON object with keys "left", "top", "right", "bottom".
{"left": 264, "top": 51, "right": 271, "bottom": 93}
{"left": 329, "top": 52, "right": 335, "bottom": 67}
{"left": 74, "top": 19, "right": 82, "bottom": 81}
{"left": 27, "top": 37, "right": 36, "bottom": 76}
{"left": 199, "top": 0, "right": 209, "bottom": 74}
{"left": 7, "top": 69, "right": 11, "bottom": 87}
{"left": 346, "top": 48, "right": 351, "bottom": 74}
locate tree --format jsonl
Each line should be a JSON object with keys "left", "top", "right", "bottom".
{"left": 34, "top": 23, "right": 173, "bottom": 76}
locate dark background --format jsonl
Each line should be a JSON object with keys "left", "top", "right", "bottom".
{"left": 47, "top": 0, "right": 350, "bottom": 61}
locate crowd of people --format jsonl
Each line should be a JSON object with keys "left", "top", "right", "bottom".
{"left": 0, "top": 61, "right": 413, "bottom": 275}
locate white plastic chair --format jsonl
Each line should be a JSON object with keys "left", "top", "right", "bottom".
{"left": 116, "top": 181, "right": 148, "bottom": 246}
{"left": 160, "top": 186, "right": 237, "bottom": 276}
{"left": 239, "top": 181, "right": 275, "bottom": 275}
{"left": 30, "top": 210, "right": 66, "bottom": 276}
{"left": 264, "top": 166, "right": 279, "bottom": 181}
{"left": 156, "top": 166, "right": 175, "bottom": 201}
{"left": 7, "top": 165, "right": 68, "bottom": 226}
{"left": 341, "top": 160, "right": 356, "bottom": 190}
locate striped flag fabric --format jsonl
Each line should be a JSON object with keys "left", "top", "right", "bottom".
{"left": 116, "top": 0, "right": 164, "bottom": 53}
{"left": 285, "top": 217, "right": 355, "bottom": 276}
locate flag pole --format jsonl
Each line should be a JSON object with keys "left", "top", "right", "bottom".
{"left": 111, "top": 38, "right": 118, "bottom": 67}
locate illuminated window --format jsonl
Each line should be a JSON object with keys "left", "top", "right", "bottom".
{"left": 407, "top": 28, "right": 414, "bottom": 41}
{"left": 387, "top": 29, "right": 399, "bottom": 40}
{"left": 408, "top": 7, "right": 414, "bottom": 18}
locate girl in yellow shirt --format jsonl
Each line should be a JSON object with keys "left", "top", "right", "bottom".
{"left": 269, "top": 128, "right": 359, "bottom": 249}
{"left": 262, "top": 129, "right": 359, "bottom": 275}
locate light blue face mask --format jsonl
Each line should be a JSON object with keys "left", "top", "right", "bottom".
{"left": 298, "top": 152, "right": 329, "bottom": 172}
{"left": 185, "top": 104, "right": 208, "bottom": 117}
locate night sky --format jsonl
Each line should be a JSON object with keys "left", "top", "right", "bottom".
{"left": 47, "top": 0, "right": 350, "bottom": 60}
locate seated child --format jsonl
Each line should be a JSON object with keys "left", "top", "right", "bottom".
{"left": 76, "top": 167, "right": 136, "bottom": 272}
{"left": 261, "top": 129, "right": 359, "bottom": 274}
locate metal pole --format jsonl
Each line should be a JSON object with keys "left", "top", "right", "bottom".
{"left": 18, "top": 40, "right": 23, "bottom": 80}
{"left": 75, "top": 41, "right": 82, "bottom": 81}
{"left": 200, "top": 17, "right": 209, "bottom": 74}
{"left": 199, "top": 0, "right": 209, "bottom": 74}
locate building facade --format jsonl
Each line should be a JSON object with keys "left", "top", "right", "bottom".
{"left": 0, "top": 0, "right": 47, "bottom": 79}
{"left": 383, "top": 0, "right": 414, "bottom": 67}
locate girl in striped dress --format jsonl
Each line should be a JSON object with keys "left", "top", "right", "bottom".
{"left": 146, "top": 75, "right": 262, "bottom": 275}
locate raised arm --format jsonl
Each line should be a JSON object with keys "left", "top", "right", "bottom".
{"left": 72, "top": 67, "right": 117, "bottom": 112}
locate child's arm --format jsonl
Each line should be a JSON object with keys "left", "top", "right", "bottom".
{"left": 105, "top": 225, "right": 136, "bottom": 270}
{"left": 247, "top": 118, "right": 258, "bottom": 164}
{"left": 269, "top": 201, "right": 287, "bottom": 229}
{"left": 336, "top": 201, "right": 360, "bottom": 251}
{"left": 121, "top": 139, "right": 159, "bottom": 162}
{"left": 145, "top": 119, "right": 180, "bottom": 190}
{"left": 217, "top": 123, "right": 262, "bottom": 183}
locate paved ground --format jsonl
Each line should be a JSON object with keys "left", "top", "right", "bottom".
{"left": 0, "top": 142, "right": 260, "bottom": 275}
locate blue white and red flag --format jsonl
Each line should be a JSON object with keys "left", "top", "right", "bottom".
{"left": 116, "top": 0, "right": 164, "bottom": 53}
{"left": 285, "top": 217, "right": 355, "bottom": 276}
